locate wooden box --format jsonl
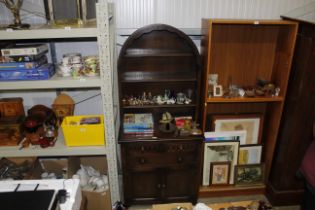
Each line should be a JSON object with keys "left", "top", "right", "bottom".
{"left": 0, "top": 116, "right": 23, "bottom": 147}
{"left": 0, "top": 97, "right": 24, "bottom": 118}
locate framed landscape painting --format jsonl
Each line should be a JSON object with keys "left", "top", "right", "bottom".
{"left": 212, "top": 114, "right": 264, "bottom": 145}
{"left": 234, "top": 164, "right": 265, "bottom": 186}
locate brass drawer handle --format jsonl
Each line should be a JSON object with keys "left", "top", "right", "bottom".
{"left": 139, "top": 158, "right": 146, "bottom": 164}
{"left": 177, "top": 145, "right": 183, "bottom": 151}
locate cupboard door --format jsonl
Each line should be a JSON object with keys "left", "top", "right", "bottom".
{"left": 163, "top": 168, "right": 198, "bottom": 203}
{"left": 123, "top": 169, "right": 162, "bottom": 205}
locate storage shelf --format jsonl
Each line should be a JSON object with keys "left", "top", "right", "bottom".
{"left": 0, "top": 75, "right": 102, "bottom": 90}
{"left": 0, "top": 1, "right": 121, "bottom": 203}
{"left": 121, "top": 78, "right": 197, "bottom": 83}
{"left": 199, "top": 184, "right": 266, "bottom": 197}
{"left": 0, "top": 133, "right": 107, "bottom": 157}
{"left": 123, "top": 104, "right": 196, "bottom": 109}
{"left": 125, "top": 49, "right": 194, "bottom": 57}
{"left": 0, "top": 23, "right": 98, "bottom": 40}
{"left": 206, "top": 96, "right": 284, "bottom": 103}
{"left": 119, "top": 132, "right": 203, "bottom": 142}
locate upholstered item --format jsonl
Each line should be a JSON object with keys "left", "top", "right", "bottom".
{"left": 300, "top": 122, "right": 315, "bottom": 210}
{"left": 300, "top": 123, "right": 315, "bottom": 189}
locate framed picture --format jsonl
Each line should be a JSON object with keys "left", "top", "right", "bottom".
{"left": 213, "top": 85, "right": 223, "bottom": 97}
{"left": 44, "top": 0, "right": 97, "bottom": 25}
{"left": 239, "top": 145, "right": 262, "bottom": 165}
{"left": 204, "top": 131, "right": 246, "bottom": 145}
{"left": 212, "top": 114, "right": 264, "bottom": 145}
{"left": 234, "top": 164, "right": 265, "bottom": 186}
{"left": 202, "top": 141, "right": 239, "bottom": 186}
{"left": 210, "top": 161, "right": 231, "bottom": 186}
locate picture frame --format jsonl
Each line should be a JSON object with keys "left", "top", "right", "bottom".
{"left": 234, "top": 163, "right": 265, "bottom": 186}
{"left": 239, "top": 145, "right": 262, "bottom": 165}
{"left": 202, "top": 141, "right": 239, "bottom": 186}
{"left": 211, "top": 114, "right": 264, "bottom": 145}
{"left": 44, "top": 0, "right": 97, "bottom": 25}
{"left": 213, "top": 85, "right": 223, "bottom": 97}
{"left": 204, "top": 131, "right": 246, "bottom": 145}
{"left": 81, "top": 0, "right": 97, "bottom": 22}
{"left": 210, "top": 161, "right": 231, "bottom": 186}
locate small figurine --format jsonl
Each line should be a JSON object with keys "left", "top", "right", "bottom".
{"left": 155, "top": 95, "right": 165, "bottom": 105}
{"left": 190, "top": 121, "right": 202, "bottom": 135}
{"left": 176, "top": 92, "right": 186, "bottom": 104}
{"left": 274, "top": 87, "right": 280, "bottom": 96}
{"left": 166, "top": 97, "right": 176, "bottom": 104}
{"left": 159, "top": 112, "right": 176, "bottom": 133}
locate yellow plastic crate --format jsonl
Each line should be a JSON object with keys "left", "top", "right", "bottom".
{"left": 61, "top": 115, "right": 105, "bottom": 146}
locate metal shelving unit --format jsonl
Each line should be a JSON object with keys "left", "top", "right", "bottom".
{"left": 0, "top": 135, "right": 108, "bottom": 157}
{"left": 0, "top": 75, "right": 102, "bottom": 90}
{"left": 0, "top": 0, "right": 120, "bottom": 203}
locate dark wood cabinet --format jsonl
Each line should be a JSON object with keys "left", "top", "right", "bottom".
{"left": 121, "top": 140, "right": 202, "bottom": 205}
{"left": 117, "top": 24, "right": 203, "bottom": 205}
{"left": 267, "top": 18, "right": 315, "bottom": 206}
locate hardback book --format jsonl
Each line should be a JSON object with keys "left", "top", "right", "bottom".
{"left": 0, "top": 51, "right": 47, "bottom": 62}
{"left": 123, "top": 113, "right": 154, "bottom": 131}
{"left": 0, "top": 63, "right": 55, "bottom": 81}
{"left": 0, "top": 55, "right": 48, "bottom": 70}
{"left": 1, "top": 44, "right": 49, "bottom": 56}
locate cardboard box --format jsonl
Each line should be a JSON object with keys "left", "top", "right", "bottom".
{"left": 32, "top": 158, "right": 68, "bottom": 179}
{"left": 152, "top": 203, "right": 193, "bottom": 210}
{"left": 68, "top": 156, "right": 111, "bottom": 210}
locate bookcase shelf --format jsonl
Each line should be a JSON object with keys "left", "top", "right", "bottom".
{"left": 0, "top": 133, "right": 107, "bottom": 158}
{"left": 200, "top": 19, "right": 298, "bottom": 197}
{"left": 206, "top": 96, "right": 284, "bottom": 103}
{"left": 0, "top": 22, "right": 98, "bottom": 40}
{"left": 0, "top": 75, "right": 102, "bottom": 90}
{"left": 118, "top": 24, "right": 203, "bottom": 205}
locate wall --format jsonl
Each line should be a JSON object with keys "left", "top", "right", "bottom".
{"left": 115, "top": 0, "right": 314, "bottom": 29}
{"left": 1, "top": 0, "right": 314, "bottom": 114}
{"left": 1, "top": 0, "right": 314, "bottom": 30}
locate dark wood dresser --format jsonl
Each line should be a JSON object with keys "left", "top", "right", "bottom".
{"left": 117, "top": 24, "right": 203, "bottom": 206}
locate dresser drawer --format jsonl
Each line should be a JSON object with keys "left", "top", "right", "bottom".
{"left": 122, "top": 141, "right": 201, "bottom": 169}
{"left": 125, "top": 141, "right": 199, "bottom": 154}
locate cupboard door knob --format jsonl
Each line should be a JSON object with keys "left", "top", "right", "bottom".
{"left": 141, "top": 146, "right": 145, "bottom": 152}
{"left": 177, "top": 156, "right": 183, "bottom": 163}
{"left": 157, "top": 184, "right": 161, "bottom": 189}
{"left": 162, "top": 184, "right": 166, "bottom": 189}
{"left": 178, "top": 145, "right": 183, "bottom": 151}
{"left": 139, "top": 158, "right": 145, "bottom": 164}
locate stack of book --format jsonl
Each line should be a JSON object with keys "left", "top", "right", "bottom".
{"left": 123, "top": 113, "right": 154, "bottom": 135}
{"left": 0, "top": 44, "right": 55, "bottom": 81}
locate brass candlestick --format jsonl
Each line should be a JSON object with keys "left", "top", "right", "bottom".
{"left": 1, "top": 0, "right": 30, "bottom": 29}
